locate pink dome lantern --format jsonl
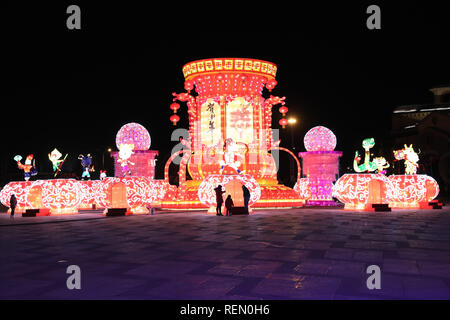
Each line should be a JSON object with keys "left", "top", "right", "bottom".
{"left": 299, "top": 126, "right": 342, "bottom": 206}
{"left": 115, "top": 122, "right": 151, "bottom": 151}
{"left": 304, "top": 126, "right": 337, "bottom": 152}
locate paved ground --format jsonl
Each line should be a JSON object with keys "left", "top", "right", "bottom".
{"left": 1, "top": 207, "right": 450, "bottom": 300}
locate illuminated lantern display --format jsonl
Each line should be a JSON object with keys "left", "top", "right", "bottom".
{"left": 388, "top": 175, "right": 440, "bottom": 209}
{"left": 163, "top": 58, "right": 305, "bottom": 209}
{"left": 294, "top": 178, "right": 312, "bottom": 201}
{"left": 111, "top": 123, "right": 158, "bottom": 178}
{"left": 0, "top": 181, "right": 37, "bottom": 214}
{"left": 332, "top": 138, "right": 441, "bottom": 210}
{"left": 94, "top": 177, "right": 158, "bottom": 214}
{"left": 14, "top": 154, "right": 37, "bottom": 181}
{"left": 116, "top": 122, "right": 151, "bottom": 150}
{"left": 78, "top": 180, "right": 102, "bottom": 209}
{"left": 332, "top": 138, "right": 395, "bottom": 211}
{"left": 299, "top": 126, "right": 342, "bottom": 206}
{"left": 198, "top": 174, "right": 261, "bottom": 213}
{"left": 0, "top": 177, "right": 171, "bottom": 216}
{"left": 30, "top": 179, "right": 82, "bottom": 214}
{"left": 393, "top": 144, "right": 420, "bottom": 175}
{"left": 1, "top": 180, "right": 81, "bottom": 215}
{"left": 48, "top": 148, "right": 68, "bottom": 177}
{"left": 117, "top": 143, "right": 135, "bottom": 177}
{"left": 303, "top": 126, "right": 337, "bottom": 152}
{"left": 332, "top": 174, "right": 395, "bottom": 211}
{"left": 149, "top": 179, "right": 173, "bottom": 206}
{"left": 353, "top": 138, "right": 377, "bottom": 173}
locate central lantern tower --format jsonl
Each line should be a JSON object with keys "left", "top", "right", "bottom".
{"left": 162, "top": 58, "right": 307, "bottom": 209}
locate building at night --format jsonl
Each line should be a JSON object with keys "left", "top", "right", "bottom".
{"left": 391, "top": 85, "right": 450, "bottom": 195}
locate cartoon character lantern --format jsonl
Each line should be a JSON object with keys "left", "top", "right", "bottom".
{"left": 14, "top": 154, "right": 37, "bottom": 181}
{"left": 373, "top": 157, "right": 390, "bottom": 175}
{"left": 394, "top": 144, "right": 419, "bottom": 175}
{"left": 78, "top": 154, "right": 94, "bottom": 180}
{"left": 48, "top": 148, "right": 67, "bottom": 177}
{"left": 219, "top": 138, "right": 245, "bottom": 175}
{"left": 353, "top": 138, "right": 378, "bottom": 173}
{"left": 117, "top": 144, "right": 135, "bottom": 177}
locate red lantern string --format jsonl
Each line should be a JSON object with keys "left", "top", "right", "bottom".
{"left": 279, "top": 118, "right": 288, "bottom": 128}
{"left": 170, "top": 114, "right": 180, "bottom": 126}
{"left": 170, "top": 102, "right": 180, "bottom": 113}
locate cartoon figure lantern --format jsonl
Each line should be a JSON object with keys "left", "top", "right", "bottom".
{"left": 373, "top": 157, "right": 390, "bottom": 175}
{"left": 164, "top": 58, "right": 305, "bottom": 209}
{"left": 219, "top": 138, "right": 244, "bottom": 174}
{"left": 14, "top": 154, "right": 37, "bottom": 181}
{"left": 78, "top": 154, "right": 94, "bottom": 180}
{"left": 117, "top": 144, "right": 135, "bottom": 177}
{"left": 353, "top": 138, "right": 377, "bottom": 173}
{"left": 394, "top": 144, "right": 419, "bottom": 175}
{"left": 48, "top": 148, "right": 67, "bottom": 177}
{"left": 298, "top": 126, "right": 342, "bottom": 206}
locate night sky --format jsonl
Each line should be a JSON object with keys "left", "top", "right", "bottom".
{"left": 3, "top": 2, "right": 449, "bottom": 184}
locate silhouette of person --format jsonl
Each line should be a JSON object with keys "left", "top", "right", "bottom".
{"left": 214, "top": 185, "right": 225, "bottom": 216}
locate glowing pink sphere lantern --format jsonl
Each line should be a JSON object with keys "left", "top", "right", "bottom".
{"left": 299, "top": 126, "right": 342, "bottom": 206}
{"left": 304, "top": 126, "right": 337, "bottom": 152}
{"left": 116, "top": 122, "right": 151, "bottom": 151}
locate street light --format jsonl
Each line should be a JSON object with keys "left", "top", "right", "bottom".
{"left": 287, "top": 117, "right": 297, "bottom": 186}
{"left": 103, "top": 148, "right": 112, "bottom": 169}
{"left": 287, "top": 117, "right": 297, "bottom": 149}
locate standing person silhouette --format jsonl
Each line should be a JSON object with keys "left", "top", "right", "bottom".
{"left": 225, "top": 195, "right": 234, "bottom": 216}
{"left": 242, "top": 185, "right": 250, "bottom": 215}
{"left": 214, "top": 185, "right": 225, "bottom": 216}
{"left": 9, "top": 194, "right": 17, "bottom": 219}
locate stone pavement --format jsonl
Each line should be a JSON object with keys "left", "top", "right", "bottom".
{"left": 1, "top": 207, "right": 450, "bottom": 300}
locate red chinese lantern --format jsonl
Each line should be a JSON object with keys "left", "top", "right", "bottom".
{"left": 170, "top": 102, "right": 180, "bottom": 113}
{"left": 279, "top": 106, "right": 288, "bottom": 116}
{"left": 279, "top": 118, "right": 288, "bottom": 128}
{"left": 184, "top": 80, "right": 194, "bottom": 92}
{"left": 170, "top": 114, "right": 180, "bottom": 125}
{"left": 266, "top": 79, "right": 277, "bottom": 91}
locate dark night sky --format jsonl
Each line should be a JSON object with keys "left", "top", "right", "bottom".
{"left": 3, "top": 2, "right": 449, "bottom": 182}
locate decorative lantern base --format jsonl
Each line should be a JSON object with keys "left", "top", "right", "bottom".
{"left": 22, "top": 209, "right": 51, "bottom": 217}
{"left": 343, "top": 203, "right": 391, "bottom": 212}
{"left": 419, "top": 200, "right": 443, "bottom": 209}
{"left": 105, "top": 208, "right": 130, "bottom": 216}
{"left": 161, "top": 176, "right": 306, "bottom": 210}
{"left": 306, "top": 200, "right": 341, "bottom": 207}
{"left": 388, "top": 174, "right": 440, "bottom": 209}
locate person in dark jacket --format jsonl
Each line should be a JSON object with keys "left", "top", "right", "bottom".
{"left": 225, "top": 195, "right": 234, "bottom": 216}
{"left": 9, "top": 194, "right": 17, "bottom": 219}
{"left": 214, "top": 185, "right": 225, "bottom": 216}
{"left": 242, "top": 185, "right": 250, "bottom": 215}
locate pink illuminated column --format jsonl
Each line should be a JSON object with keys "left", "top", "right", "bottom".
{"left": 298, "top": 126, "right": 342, "bottom": 206}
{"left": 111, "top": 150, "right": 158, "bottom": 178}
